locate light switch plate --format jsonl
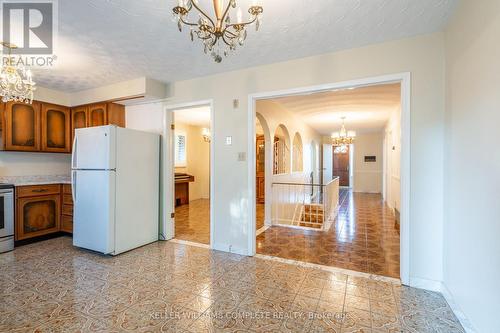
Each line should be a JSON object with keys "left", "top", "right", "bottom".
{"left": 238, "top": 152, "right": 246, "bottom": 162}
{"left": 225, "top": 136, "right": 232, "bottom": 145}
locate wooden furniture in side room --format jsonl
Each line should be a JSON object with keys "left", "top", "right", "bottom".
{"left": 175, "top": 173, "right": 195, "bottom": 207}
{"left": 16, "top": 184, "right": 61, "bottom": 241}
{"left": 107, "top": 103, "right": 126, "bottom": 127}
{"left": 88, "top": 103, "right": 107, "bottom": 127}
{"left": 41, "top": 103, "right": 71, "bottom": 153}
{"left": 256, "top": 135, "right": 265, "bottom": 204}
{"left": 3, "top": 101, "right": 41, "bottom": 151}
{"left": 61, "top": 184, "right": 73, "bottom": 233}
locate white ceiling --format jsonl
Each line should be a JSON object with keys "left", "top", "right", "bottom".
{"left": 34, "top": 0, "right": 458, "bottom": 92}
{"left": 174, "top": 106, "right": 211, "bottom": 127}
{"left": 271, "top": 83, "right": 401, "bottom": 135}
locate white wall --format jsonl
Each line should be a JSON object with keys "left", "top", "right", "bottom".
{"left": 168, "top": 32, "right": 446, "bottom": 283}
{"left": 384, "top": 107, "right": 401, "bottom": 211}
{"left": 174, "top": 122, "right": 210, "bottom": 201}
{"left": 352, "top": 133, "right": 384, "bottom": 193}
{"left": 0, "top": 152, "right": 71, "bottom": 176}
{"left": 444, "top": 0, "right": 500, "bottom": 331}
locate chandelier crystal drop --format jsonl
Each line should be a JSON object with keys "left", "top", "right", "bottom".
{"left": 172, "top": 0, "right": 263, "bottom": 63}
{"left": 331, "top": 117, "right": 356, "bottom": 148}
{"left": 0, "top": 42, "right": 36, "bottom": 104}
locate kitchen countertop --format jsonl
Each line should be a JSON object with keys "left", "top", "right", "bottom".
{"left": 0, "top": 175, "right": 71, "bottom": 186}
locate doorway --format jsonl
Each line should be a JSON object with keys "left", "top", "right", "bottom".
{"left": 333, "top": 145, "right": 351, "bottom": 187}
{"left": 161, "top": 101, "right": 214, "bottom": 247}
{"left": 249, "top": 73, "right": 410, "bottom": 284}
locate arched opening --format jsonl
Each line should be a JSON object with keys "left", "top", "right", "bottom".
{"left": 273, "top": 124, "right": 291, "bottom": 174}
{"left": 292, "top": 132, "right": 304, "bottom": 172}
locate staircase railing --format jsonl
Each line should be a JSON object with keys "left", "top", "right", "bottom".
{"left": 271, "top": 177, "right": 340, "bottom": 231}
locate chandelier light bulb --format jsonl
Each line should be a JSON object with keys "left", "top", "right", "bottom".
{"left": 236, "top": 7, "right": 243, "bottom": 23}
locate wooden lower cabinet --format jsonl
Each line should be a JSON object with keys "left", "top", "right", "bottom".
{"left": 16, "top": 193, "right": 60, "bottom": 240}
{"left": 61, "top": 184, "right": 73, "bottom": 233}
{"left": 15, "top": 184, "right": 74, "bottom": 241}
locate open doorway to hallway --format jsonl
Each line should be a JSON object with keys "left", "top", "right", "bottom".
{"left": 254, "top": 82, "right": 403, "bottom": 279}
{"left": 172, "top": 106, "right": 212, "bottom": 245}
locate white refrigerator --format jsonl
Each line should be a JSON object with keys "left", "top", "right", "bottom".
{"left": 71, "top": 125, "right": 160, "bottom": 255}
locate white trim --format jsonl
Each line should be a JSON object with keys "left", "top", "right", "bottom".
{"left": 409, "top": 277, "right": 477, "bottom": 333}
{"left": 169, "top": 238, "right": 210, "bottom": 249}
{"left": 256, "top": 225, "right": 270, "bottom": 236}
{"left": 440, "top": 284, "right": 477, "bottom": 333}
{"left": 409, "top": 277, "right": 443, "bottom": 292}
{"left": 248, "top": 72, "right": 411, "bottom": 285}
{"left": 163, "top": 100, "right": 215, "bottom": 249}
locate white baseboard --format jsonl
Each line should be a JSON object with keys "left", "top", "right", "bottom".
{"left": 256, "top": 225, "right": 270, "bottom": 236}
{"left": 440, "top": 283, "right": 477, "bottom": 333}
{"left": 410, "top": 277, "right": 476, "bottom": 333}
{"left": 212, "top": 242, "right": 248, "bottom": 256}
{"left": 409, "top": 277, "right": 443, "bottom": 292}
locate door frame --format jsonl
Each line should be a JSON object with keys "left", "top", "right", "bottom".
{"left": 161, "top": 100, "right": 215, "bottom": 248}
{"left": 247, "top": 73, "right": 411, "bottom": 285}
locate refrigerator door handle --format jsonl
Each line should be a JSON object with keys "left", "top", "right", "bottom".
{"left": 71, "top": 135, "right": 77, "bottom": 169}
{"left": 71, "top": 170, "right": 77, "bottom": 203}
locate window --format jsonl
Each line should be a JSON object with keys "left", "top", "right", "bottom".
{"left": 175, "top": 133, "right": 187, "bottom": 167}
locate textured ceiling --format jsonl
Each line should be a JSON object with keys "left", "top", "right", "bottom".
{"left": 34, "top": 0, "right": 458, "bottom": 92}
{"left": 174, "top": 106, "right": 211, "bottom": 127}
{"left": 271, "top": 83, "right": 401, "bottom": 135}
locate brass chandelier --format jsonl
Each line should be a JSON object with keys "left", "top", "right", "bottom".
{"left": 0, "top": 42, "right": 36, "bottom": 104}
{"left": 331, "top": 117, "right": 356, "bottom": 147}
{"left": 172, "top": 0, "right": 263, "bottom": 63}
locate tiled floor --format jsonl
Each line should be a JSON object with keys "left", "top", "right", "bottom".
{"left": 175, "top": 199, "right": 211, "bottom": 245}
{"left": 257, "top": 190, "right": 400, "bottom": 278}
{"left": 0, "top": 237, "right": 463, "bottom": 332}
{"left": 175, "top": 200, "right": 266, "bottom": 245}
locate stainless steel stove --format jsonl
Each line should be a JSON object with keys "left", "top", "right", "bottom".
{"left": 0, "top": 184, "right": 14, "bottom": 253}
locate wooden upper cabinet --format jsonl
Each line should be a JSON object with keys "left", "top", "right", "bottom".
{"left": 4, "top": 101, "right": 41, "bottom": 151}
{"left": 88, "top": 103, "right": 107, "bottom": 127}
{"left": 71, "top": 106, "right": 88, "bottom": 140}
{"left": 41, "top": 103, "right": 71, "bottom": 153}
{"left": 107, "top": 103, "right": 125, "bottom": 127}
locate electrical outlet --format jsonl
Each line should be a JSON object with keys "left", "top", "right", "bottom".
{"left": 238, "top": 152, "right": 246, "bottom": 162}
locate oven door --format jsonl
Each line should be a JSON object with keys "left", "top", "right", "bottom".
{"left": 0, "top": 190, "right": 14, "bottom": 238}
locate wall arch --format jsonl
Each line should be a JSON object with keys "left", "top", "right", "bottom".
{"left": 292, "top": 132, "right": 304, "bottom": 172}
{"left": 273, "top": 124, "right": 291, "bottom": 174}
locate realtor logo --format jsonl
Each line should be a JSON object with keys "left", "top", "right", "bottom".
{"left": 1, "top": 1, "right": 57, "bottom": 54}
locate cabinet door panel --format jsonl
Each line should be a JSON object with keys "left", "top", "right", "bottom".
{"left": 4, "top": 101, "right": 41, "bottom": 151}
{"left": 16, "top": 194, "right": 60, "bottom": 240}
{"left": 88, "top": 103, "right": 107, "bottom": 127}
{"left": 71, "top": 106, "right": 88, "bottom": 143}
{"left": 41, "top": 103, "right": 70, "bottom": 153}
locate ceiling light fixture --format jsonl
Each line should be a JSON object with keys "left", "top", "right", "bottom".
{"left": 331, "top": 117, "right": 356, "bottom": 151}
{"left": 0, "top": 42, "right": 36, "bottom": 104}
{"left": 172, "top": 0, "right": 263, "bottom": 63}
{"left": 202, "top": 127, "right": 211, "bottom": 142}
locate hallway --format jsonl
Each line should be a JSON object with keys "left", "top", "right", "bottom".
{"left": 256, "top": 189, "right": 400, "bottom": 278}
